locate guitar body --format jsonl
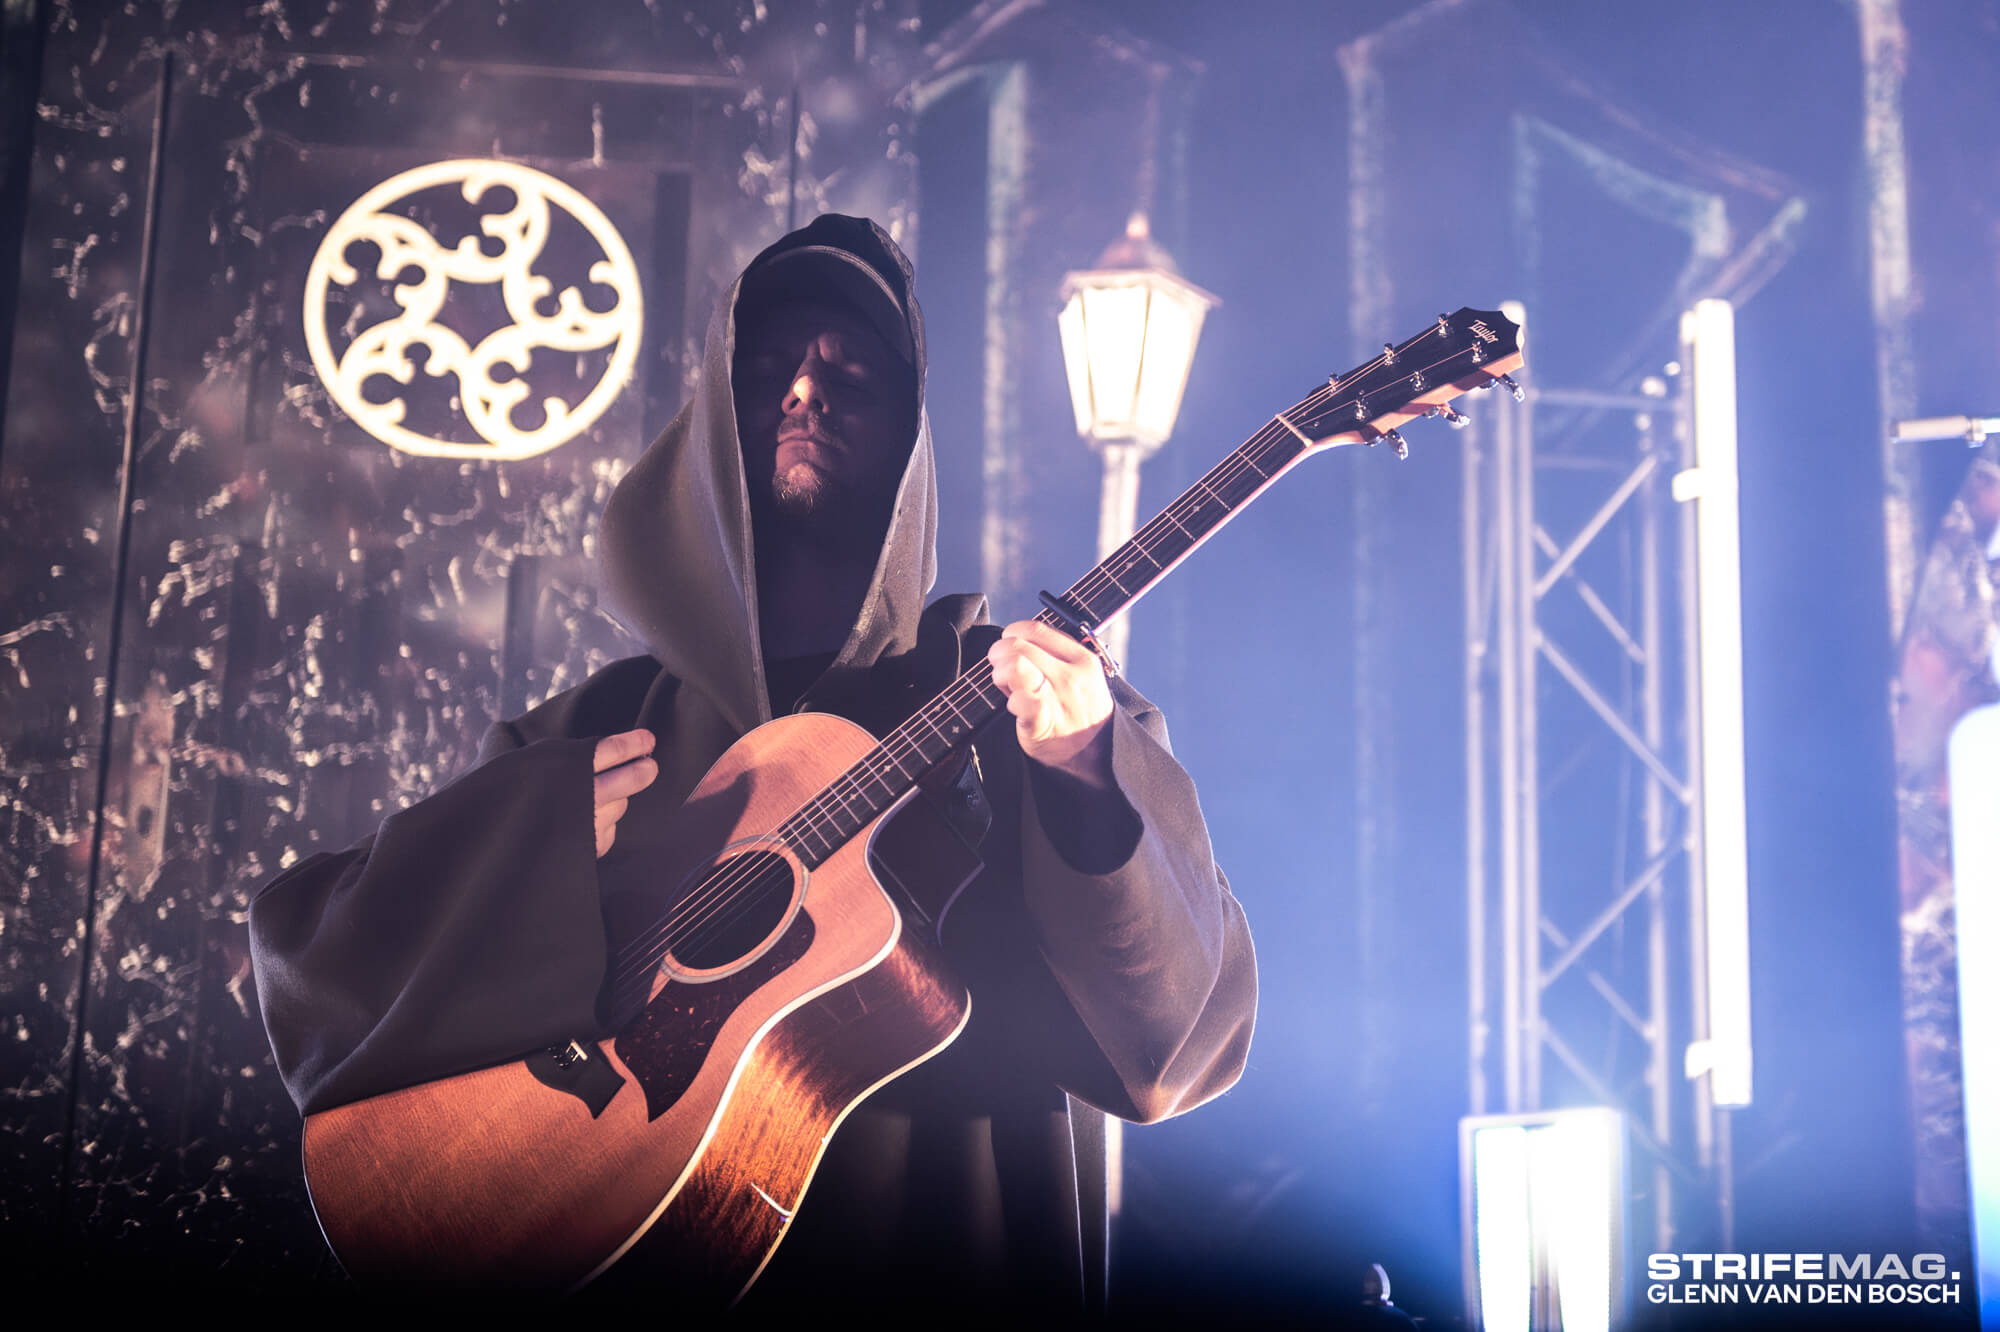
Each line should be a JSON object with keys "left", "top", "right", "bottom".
{"left": 299, "top": 712, "right": 973, "bottom": 1302}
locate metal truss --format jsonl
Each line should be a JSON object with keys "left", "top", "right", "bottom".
{"left": 1464, "top": 349, "right": 1728, "bottom": 1254}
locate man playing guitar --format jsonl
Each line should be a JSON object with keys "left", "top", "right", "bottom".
{"left": 250, "top": 213, "right": 1258, "bottom": 1315}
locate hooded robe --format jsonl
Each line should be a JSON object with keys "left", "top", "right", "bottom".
{"left": 249, "top": 214, "right": 1257, "bottom": 1313}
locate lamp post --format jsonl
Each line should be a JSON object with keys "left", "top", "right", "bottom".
{"left": 1055, "top": 213, "right": 1214, "bottom": 1237}
{"left": 1056, "top": 212, "right": 1218, "bottom": 666}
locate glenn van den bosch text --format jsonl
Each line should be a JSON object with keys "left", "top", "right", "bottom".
{"left": 1646, "top": 1253, "right": 1962, "bottom": 1307}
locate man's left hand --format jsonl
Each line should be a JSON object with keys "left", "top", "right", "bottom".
{"left": 988, "top": 619, "right": 1115, "bottom": 789}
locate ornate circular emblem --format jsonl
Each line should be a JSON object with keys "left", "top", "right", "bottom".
{"left": 303, "top": 159, "right": 643, "bottom": 460}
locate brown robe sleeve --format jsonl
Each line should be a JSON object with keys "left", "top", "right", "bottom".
{"left": 1007, "top": 684, "right": 1258, "bottom": 1124}
{"left": 248, "top": 725, "right": 609, "bottom": 1115}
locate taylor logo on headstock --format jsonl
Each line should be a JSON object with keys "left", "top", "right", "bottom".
{"left": 303, "top": 159, "right": 643, "bottom": 461}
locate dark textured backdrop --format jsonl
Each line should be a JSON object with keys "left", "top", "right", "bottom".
{"left": 3, "top": 0, "right": 1998, "bottom": 1322}
{"left": 0, "top": 0, "right": 926, "bottom": 1287}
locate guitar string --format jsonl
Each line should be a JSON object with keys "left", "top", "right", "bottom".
{"left": 608, "top": 335, "right": 1488, "bottom": 983}
{"left": 671, "top": 326, "right": 1485, "bottom": 888}
{"left": 608, "top": 334, "right": 1487, "bottom": 984}
{"left": 609, "top": 336, "right": 1491, "bottom": 982}
{"left": 606, "top": 399, "right": 1316, "bottom": 978}
{"left": 607, "top": 398, "right": 1324, "bottom": 980}
{"left": 614, "top": 665, "right": 1014, "bottom": 985}
{"left": 646, "top": 323, "right": 1471, "bottom": 895}
{"left": 612, "top": 337, "right": 1501, "bottom": 983}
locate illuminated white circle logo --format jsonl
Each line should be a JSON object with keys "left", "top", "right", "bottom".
{"left": 303, "top": 159, "right": 642, "bottom": 460}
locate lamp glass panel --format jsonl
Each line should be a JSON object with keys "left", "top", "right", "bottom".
{"left": 1079, "top": 284, "right": 1150, "bottom": 435}
{"left": 1057, "top": 294, "right": 1094, "bottom": 436}
{"left": 1133, "top": 285, "right": 1205, "bottom": 445}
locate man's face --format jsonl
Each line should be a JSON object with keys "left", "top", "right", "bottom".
{"left": 733, "top": 298, "right": 915, "bottom": 538}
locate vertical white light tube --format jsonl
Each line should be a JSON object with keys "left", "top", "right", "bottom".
{"left": 1547, "top": 1110, "right": 1619, "bottom": 1332}
{"left": 1466, "top": 1111, "right": 1626, "bottom": 1331}
{"left": 1474, "top": 1125, "right": 1533, "bottom": 1332}
{"left": 1949, "top": 681, "right": 2000, "bottom": 1330}
{"left": 1684, "top": 297, "right": 1754, "bottom": 1108}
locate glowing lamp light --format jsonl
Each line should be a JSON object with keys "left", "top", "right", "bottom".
{"left": 1057, "top": 213, "right": 1218, "bottom": 450}
{"left": 1463, "top": 1109, "right": 1626, "bottom": 1332}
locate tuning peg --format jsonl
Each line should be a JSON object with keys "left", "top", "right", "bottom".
{"left": 1383, "top": 428, "right": 1409, "bottom": 459}
{"left": 1381, "top": 341, "right": 1397, "bottom": 365}
{"left": 1437, "top": 313, "right": 1451, "bottom": 336}
{"left": 1427, "top": 404, "right": 1470, "bottom": 429}
{"left": 1496, "top": 373, "right": 1525, "bottom": 402}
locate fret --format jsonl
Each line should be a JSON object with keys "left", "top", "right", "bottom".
{"left": 1187, "top": 475, "right": 1227, "bottom": 506}
{"left": 778, "top": 672, "right": 1009, "bottom": 869}
{"left": 622, "top": 308, "right": 1518, "bottom": 993}
{"left": 1213, "top": 461, "right": 1264, "bottom": 505}
{"left": 1124, "top": 535, "right": 1169, "bottom": 572}
{"left": 767, "top": 316, "right": 1511, "bottom": 874}
{"left": 1057, "top": 432, "right": 1311, "bottom": 625}
{"left": 902, "top": 728, "right": 940, "bottom": 765}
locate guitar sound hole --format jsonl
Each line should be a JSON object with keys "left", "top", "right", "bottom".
{"left": 667, "top": 849, "right": 799, "bottom": 972}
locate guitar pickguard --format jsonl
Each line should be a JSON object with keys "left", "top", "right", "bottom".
{"left": 524, "top": 1039, "right": 626, "bottom": 1117}
{"left": 613, "top": 909, "right": 817, "bottom": 1121}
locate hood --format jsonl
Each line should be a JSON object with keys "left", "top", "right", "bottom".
{"left": 598, "top": 214, "right": 938, "bottom": 738}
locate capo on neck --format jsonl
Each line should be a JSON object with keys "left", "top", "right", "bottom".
{"left": 1036, "top": 590, "right": 1122, "bottom": 679}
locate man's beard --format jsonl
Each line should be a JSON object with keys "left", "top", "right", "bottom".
{"left": 771, "top": 458, "right": 839, "bottom": 520}
{"left": 758, "top": 447, "right": 890, "bottom": 556}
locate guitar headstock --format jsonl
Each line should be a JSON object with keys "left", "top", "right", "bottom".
{"left": 1285, "top": 307, "right": 1524, "bottom": 457}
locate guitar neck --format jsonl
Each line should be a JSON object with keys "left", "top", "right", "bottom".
{"left": 778, "top": 415, "right": 1318, "bottom": 869}
{"left": 1054, "top": 416, "right": 1318, "bottom": 628}
{"left": 777, "top": 304, "right": 1525, "bottom": 867}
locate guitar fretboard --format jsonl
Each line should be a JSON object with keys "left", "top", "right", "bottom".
{"left": 777, "top": 414, "right": 1319, "bottom": 868}
{"left": 615, "top": 307, "right": 1519, "bottom": 987}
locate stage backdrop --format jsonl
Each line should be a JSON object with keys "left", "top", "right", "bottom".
{"left": 1881, "top": 0, "right": 2000, "bottom": 1260}
{"left": 0, "top": 0, "right": 921, "bottom": 1280}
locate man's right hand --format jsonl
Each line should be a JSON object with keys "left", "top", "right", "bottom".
{"left": 593, "top": 729, "right": 658, "bottom": 858}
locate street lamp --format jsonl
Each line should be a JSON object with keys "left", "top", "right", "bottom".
{"left": 1056, "top": 212, "right": 1218, "bottom": 665}
{"left": 1055, "top": 213, "right": 1214, "bottom": 1237}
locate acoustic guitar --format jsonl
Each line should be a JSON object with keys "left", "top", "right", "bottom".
{"left": 299, "top": 308, "right": 1525, "bottom": 1300}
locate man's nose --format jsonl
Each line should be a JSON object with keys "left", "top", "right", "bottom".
{"left": 782, "top": 357, "right": 829, "bottom": 415}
